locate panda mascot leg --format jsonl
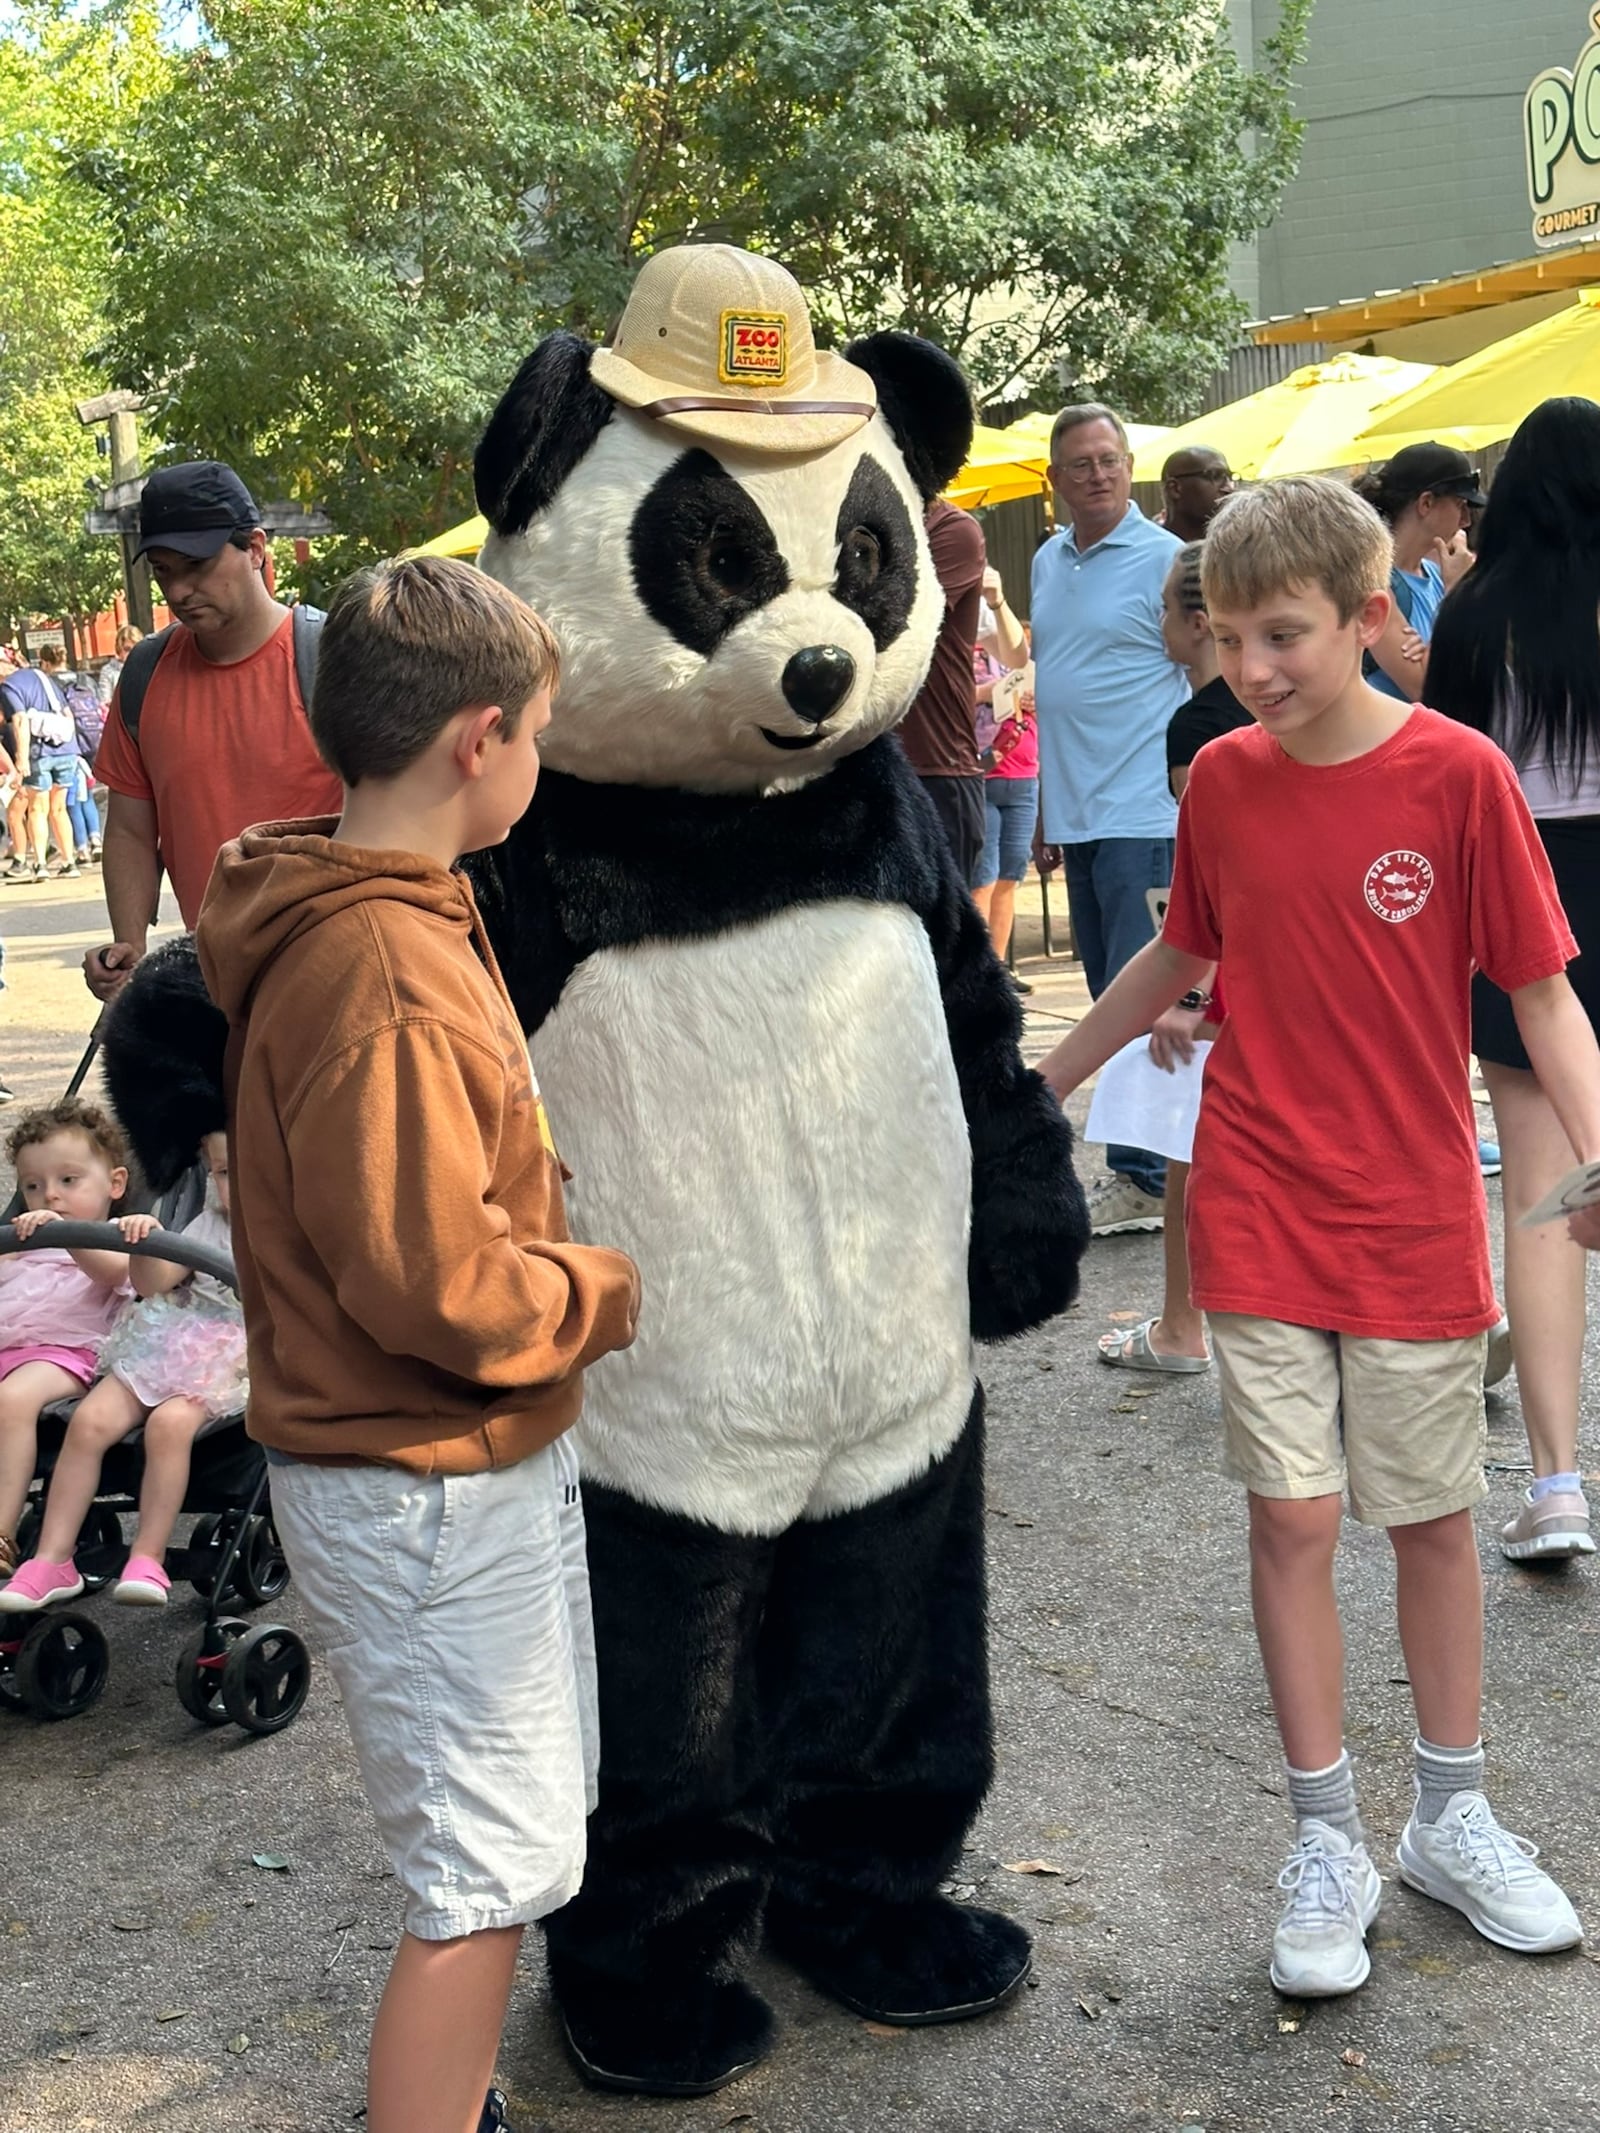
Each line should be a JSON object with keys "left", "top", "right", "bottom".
{"left": 545, "top": 1393, "right": 1023, "bottom": 2097}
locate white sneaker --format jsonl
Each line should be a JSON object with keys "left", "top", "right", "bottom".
{"left": 1397, "top": 1791, "right": 1583, "bottom": 1952}
{"left": 1087, "top": 1175, "right": 1164, "bottom": 1236}
{"left": 1269, "top": 1821, "right": 1383, "bottom": 1996}
{"left": 1499, "top": 1488, "right": 1595, "bottom": 1561}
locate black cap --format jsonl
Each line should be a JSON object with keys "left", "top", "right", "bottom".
{"left": 1379, "top": 441, "right": 1489, "bottom": 509}
{"left": 134, "top": 461, "right": 263, "bottom": 561}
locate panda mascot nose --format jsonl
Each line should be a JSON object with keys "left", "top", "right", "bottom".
{"left": 780, "top": 645, "right": 857, "bottom": 725}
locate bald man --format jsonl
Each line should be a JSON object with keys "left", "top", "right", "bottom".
{"left": 1161, "top": 447, "right": 1233, "bottom": 543}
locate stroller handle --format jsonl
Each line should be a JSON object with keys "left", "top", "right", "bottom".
{"left": 0, "top": 1221, "right": 238, "bottom": 1294}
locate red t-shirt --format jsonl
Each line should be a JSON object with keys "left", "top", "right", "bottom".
{"left": 1163, "top": 707, "right": 1576, "bottom": 1340}
{"left": 95, "top": 613, "right": 341, "bottom": 926}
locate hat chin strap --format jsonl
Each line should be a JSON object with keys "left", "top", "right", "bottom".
{"left": 640, "top": 394, "right": 876, "bottom": 420}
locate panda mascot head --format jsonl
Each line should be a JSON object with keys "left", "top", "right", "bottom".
{"left": 472, "top": 243, "right": 974, "bottom": 791}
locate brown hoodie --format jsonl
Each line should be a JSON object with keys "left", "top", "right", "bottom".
{"left": 195, "top": 820, "right": 639, "bottom": 1474}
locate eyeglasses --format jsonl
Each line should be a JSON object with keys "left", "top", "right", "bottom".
{"left": 1055, "top": 453, "right": 1129, "bottom": 481}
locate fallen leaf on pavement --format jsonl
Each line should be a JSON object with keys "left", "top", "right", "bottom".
{"left": 860, "top": 2021, "right": 905, "bottom": 2040}
{"left": 228, "top": 2034, "right": 250, "bottom": 2055}
{"left": 155, "top": 2008, "right": 189, "bottom": 2024}
{"left": 110, "top": 1918, "right": 152, "bottom": 1933}
{"left": 1076, "top": 1996, "right": 1100, "bottom": 2021}
{"left": 251, "top": 1853, "right": 290, "bottom": 1872}
{"left": 1341, "top": 2048, "right": 1366, "bottom": 2068}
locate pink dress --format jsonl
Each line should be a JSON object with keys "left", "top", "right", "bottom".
{"left": 99, "top": 1206, "right": 248, "bottom": 1424}
{"left": 0, "top": 1247, "right": 129, "bottom": 1386}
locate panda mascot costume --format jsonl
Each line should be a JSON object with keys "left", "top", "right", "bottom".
{"left": 105, "top": 243, "right": 1089, "bottom": 2099}
{"left": 467, "top": 242, "right": 1088, "bottom": 2095}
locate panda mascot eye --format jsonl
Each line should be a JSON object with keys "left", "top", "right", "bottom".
{"left": 701, "top": 525, "right": 762, "bottom": 599}
{"left": 631, "top": 447, "right": 790, "bottom": 655}
{"left": 839, "top": 526, "right": 883, "bottom": 587}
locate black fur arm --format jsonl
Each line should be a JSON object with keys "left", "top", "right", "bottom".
{"left": 101, "top": 936, "right": 229, "bottom": 1193}
{"left": 900, "top": 776, "right": 1089, "bottom": 1340}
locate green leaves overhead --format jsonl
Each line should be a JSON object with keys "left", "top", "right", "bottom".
{"left": 59, "top": 0, "right": 1306, "bottom": 577}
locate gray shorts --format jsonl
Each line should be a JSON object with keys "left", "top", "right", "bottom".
{"left": 267, "top": 1436, "right": 597, "bottom": 1941}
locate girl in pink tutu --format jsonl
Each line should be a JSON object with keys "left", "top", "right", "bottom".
{"left": 0, "top": 1099, "right": 133, "bottom": 1586}
{"left": 0, "top": 1130, "right": 247, "bottom": 1611}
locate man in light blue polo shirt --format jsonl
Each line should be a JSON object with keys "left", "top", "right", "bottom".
{"left": 1032, "top": 404, "right": 1185, "bottom": 1235}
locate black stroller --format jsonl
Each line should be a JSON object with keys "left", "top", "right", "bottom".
{"left": 0, "top": 1045, "right": 311, "bottom": 1733}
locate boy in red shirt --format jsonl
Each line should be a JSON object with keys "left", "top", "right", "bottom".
{"left": 1040, "top": 476, "right": 1600, "bottom": 1998}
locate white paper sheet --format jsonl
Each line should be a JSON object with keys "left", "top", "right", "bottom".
{"left": 1084, "top": 1038, "right": 1213, "bottom": 1166}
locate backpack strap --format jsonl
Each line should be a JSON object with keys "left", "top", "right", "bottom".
{"left": 116, "top": 624, "right": 180, "bottom": 748}
{"left": 290, "top": 604, "right": 324, "bottom": 713}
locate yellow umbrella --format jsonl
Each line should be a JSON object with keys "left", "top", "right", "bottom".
{"left": 410, "top": 513, "right": 488, "bottom": 558}
{"left": 1354, "top": 288, "right": 1600, "bottom": 451}
{"left": 1129, "top": 355, "right": 1443, "bottom": 481}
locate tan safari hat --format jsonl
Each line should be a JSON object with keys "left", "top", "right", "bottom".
{"left": 589, "top": 243, "right": 877, "bottom": 453}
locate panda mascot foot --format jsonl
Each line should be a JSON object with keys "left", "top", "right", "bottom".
{"left": 555, "top": 1967, "right": 776, "bottom": 2096}
{"left": 765, "top": 1893, "right": 1032, "bottom": 2025}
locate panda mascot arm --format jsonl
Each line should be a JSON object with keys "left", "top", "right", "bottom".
{"left": 846, "top": 332, "right": 1090, "bottom": 1342}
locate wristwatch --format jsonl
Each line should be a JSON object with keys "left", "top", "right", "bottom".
{"left": 1176, "top": 989, "right": 1213, "bottom": 1012}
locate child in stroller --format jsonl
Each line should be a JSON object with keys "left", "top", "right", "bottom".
{"left": 1, "top": 1129, "right": 246, "bottom": 1611}
{"left": 0, "top": 1099, "right": 133, "bottom": 1582}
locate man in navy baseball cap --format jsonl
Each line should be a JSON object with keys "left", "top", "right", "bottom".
{"left": 133, "top": 460, "right": 264, "bottom": 560}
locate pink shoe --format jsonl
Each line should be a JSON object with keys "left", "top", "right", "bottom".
{"left": 0, "top": 1555, "right": 86, "bottom": 1612}
{"left": 112, "top": 1554, "right": 171, "bottom": 1607}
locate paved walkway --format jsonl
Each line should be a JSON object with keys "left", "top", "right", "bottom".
{"left": 3, "top": 872, "right": 1597, "bottom": 2133}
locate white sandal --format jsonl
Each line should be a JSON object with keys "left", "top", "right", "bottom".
{"left": 1096, "top": 1318, "right": 1212, "bottom": 1373}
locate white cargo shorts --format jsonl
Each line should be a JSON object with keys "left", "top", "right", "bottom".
{"left": 267, "top": 1435, "right": 598, "bottom": 1940}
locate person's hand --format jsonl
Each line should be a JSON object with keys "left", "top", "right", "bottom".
{"left": 981, "top": 565, "right": 1005, "bottom": 608}
{"left": 1434, "top": 532, "right": 1476, "bottom": 588}
{"left": 1034, "top": 836, "right": 1062, "bottom": 875}
{"left": 1018, "top": 687, "right": 1035, "bottom": 719}
{"left": 118, "top": 1213, "right": 160, "bottom": 1243}
{"left": 1148, "top": 1003, "right": 1205, "bottom": 1073}
{"left": 1399, "top": 625, "right": 1426, "bottom": 667}
{"left": 11, "top": 1209, "right": 59, "bottom": 1240}
{"left": 1568, "top": 1204, "right": 1600, "bottom": 1252}
{"left": 84, "top": 940, "right": 142, "bottom": 1002}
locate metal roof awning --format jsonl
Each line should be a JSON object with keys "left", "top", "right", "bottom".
{"left": 1247, "top": 244, "right": 1600, "bottom": 347}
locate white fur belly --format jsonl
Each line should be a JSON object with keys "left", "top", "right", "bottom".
{"left": 533, "top": 901, "right": 974, "bottom": 1535}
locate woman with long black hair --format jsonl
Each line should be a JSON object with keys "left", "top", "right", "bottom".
{"left": 1430, "top": 395, "right": 1600, "bottom": 1564}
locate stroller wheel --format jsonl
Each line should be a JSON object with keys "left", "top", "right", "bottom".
{"left": 16, "top": 1612, "right": 109, "bottom": 1720}
{"left": 238, "top": 1515, "right": 291, "bottom": 1607}
{"left": 220, "top": 1624, "right": 310, "bottom": 1735}
{"left": 175, "top": 1617, "right": 251, "bottom": 1726}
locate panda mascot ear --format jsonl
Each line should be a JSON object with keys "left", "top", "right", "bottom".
{"left": 101, "top": 935, "right": 229, "bottom": 1194}
{"left": 844, "top": 332, "right": 975, "bottom": 504}
{"left": 474, "top": 330, "right": 616, "bottom": 536}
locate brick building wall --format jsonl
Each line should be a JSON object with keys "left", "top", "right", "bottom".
{"left": 1233, "top": 0, "right": 1580, "bottom": 320}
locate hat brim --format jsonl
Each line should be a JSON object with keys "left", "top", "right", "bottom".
{"left": 134, "top": 525, "right": 240, "bottom": 562}
{"left": 589, "top": 345, "right": 877, "bottom": 454}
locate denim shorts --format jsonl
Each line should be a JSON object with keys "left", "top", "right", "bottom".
{"left": 267, "top": 1436, "right": 598, "bottom": 1940}
{"left": 975, "top": 775, "right": 1039, "bottom": 887}
{"left": 23, "top": 750, "right": 78, "bottom": 792}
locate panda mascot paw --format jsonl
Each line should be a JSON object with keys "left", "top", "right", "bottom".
{"left": 468, "top": 244, "right": 1087, "bottom": 2095}
{"left": 100, "top": 935, "right": 229, "bottom": 1193}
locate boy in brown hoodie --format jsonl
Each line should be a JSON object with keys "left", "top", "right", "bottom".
{"left": 194, "top": 557, "right": 639, "bottom": 2133}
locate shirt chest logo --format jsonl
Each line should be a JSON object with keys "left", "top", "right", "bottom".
{"left": 1364, "top": 849, "right": 1434, "bottom": 924}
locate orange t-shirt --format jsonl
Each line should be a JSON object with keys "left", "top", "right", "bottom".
{"left": 94, "top": 613, "right": 342, "bottom": 926}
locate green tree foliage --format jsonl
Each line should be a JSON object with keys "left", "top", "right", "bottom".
{"left": 102, "top": 0, "right": 1308, "bottom": 566}
{"left": 0, "top": 5, "right": 166, "bottom": 633}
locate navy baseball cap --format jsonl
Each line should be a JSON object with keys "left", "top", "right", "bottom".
{"left": 135, "top": 461, "right": 263, "bottom": 560}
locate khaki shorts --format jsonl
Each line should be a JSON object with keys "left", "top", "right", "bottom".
{"left": 1208, "top": 1313, "right": 1488, "bottom": 1528}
